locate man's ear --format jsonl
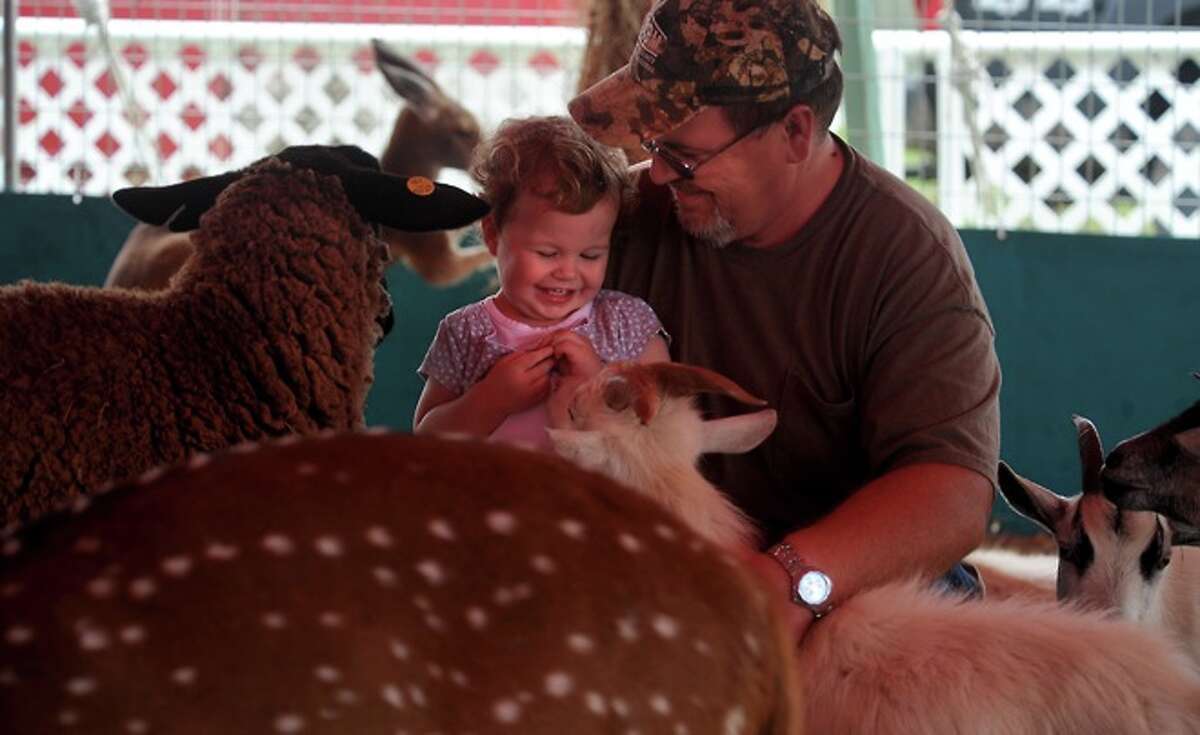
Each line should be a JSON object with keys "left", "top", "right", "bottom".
{"left": 480, "top": 213, "right": 500, "bottom": 256}
{"left": 782, "top": 105, "right": 818, "bottom": 163}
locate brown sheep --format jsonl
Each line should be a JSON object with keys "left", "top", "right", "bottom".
{"left": 0, "top": 145, "right": 488, "bottom": 527}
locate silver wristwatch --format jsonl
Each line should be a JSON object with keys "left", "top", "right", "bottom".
{"left": 768, "top": 541, "right": 834, "bottom": 618}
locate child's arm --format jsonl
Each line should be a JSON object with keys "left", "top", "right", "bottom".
{"left": 635, "top": 333, "right": 670, "bottom": 363}
{"left": 414, "top": 346, "right": 556, "bottom": 437}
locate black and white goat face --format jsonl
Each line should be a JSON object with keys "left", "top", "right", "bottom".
{"left": 998, "top": 416, "right": 1199, "bottom": 621}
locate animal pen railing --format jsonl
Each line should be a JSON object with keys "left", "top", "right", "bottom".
{"left": 2, "top": 8, "right": 1198, "bottom": 238}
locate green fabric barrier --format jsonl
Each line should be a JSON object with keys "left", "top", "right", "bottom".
{"left": 2, "top": 193, "right": 1196, "bottom": 534}
{"left": 963, "top": 229, "right": 1199, "bottom": 533}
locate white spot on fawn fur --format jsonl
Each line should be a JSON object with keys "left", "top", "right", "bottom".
{"left": 428, "top": 518, "right": 456, "bottom": 541}
{"left": 560, "top": 519, "right": 587, "bottom": 539}
{"left": 161, "top": 555, "right": 193, "bottom": 577}
{"left": 493, "top": 698, "right": 521, "bottom": 723}
{"left": 262, "top": 534, "right": 295, "bottom": 556}
{"left": 206, "top": 542, "right": 240, "bottom": 560}
{"left": 567, "top": 633, "right": 594, "bottom": 653}
{"left": 545, "top": 671, "right": 573, "bottom": 697}
{"left": 365, "top": 526, "right": 394, "bottom": 547}
{"left": 314, "top": 536, "right": 343, "bottom": 557}
{"left": 415, "top": 559, "right": 446, "bottom": 586}
{"left": 486, "top": 511, "right": 517, "bottom": 535}
{"left": 5, "top": 625, "right": 33, "bottom": 645}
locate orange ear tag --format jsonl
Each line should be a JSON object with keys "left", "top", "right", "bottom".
{"left": 407, "top": 176, "right": 435, "bottom": 196}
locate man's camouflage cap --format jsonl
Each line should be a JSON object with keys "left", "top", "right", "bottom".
{"left": 568, "top": 0, "right": 838, "bottom": 149}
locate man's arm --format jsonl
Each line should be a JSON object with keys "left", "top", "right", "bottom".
{"left": 745, "top": 462, "right": 993, "bottom": 642}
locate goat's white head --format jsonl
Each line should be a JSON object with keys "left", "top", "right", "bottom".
{"left": 998, "top": 416, "right": 1200, "bottom": 620}
{"left": 546, "top": 362, "right": 777, "bottom": 482}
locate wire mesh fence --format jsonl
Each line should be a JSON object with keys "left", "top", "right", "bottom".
{"left": 2, "top": 0, "right": 1198, "bottom": 237}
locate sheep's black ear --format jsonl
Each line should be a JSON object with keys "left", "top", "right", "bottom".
{"left": 112, "top": 172, "right": 242, "bottom": 232}
{"left": 340, "top": 170, "right": 490, "bottom": 232}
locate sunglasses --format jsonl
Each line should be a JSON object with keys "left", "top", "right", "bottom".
{"left": 641, "top": 122, "right": 773, "bottom": 180}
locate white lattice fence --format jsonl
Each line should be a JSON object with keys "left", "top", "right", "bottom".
{"left": 933, "top": 30, "right": 1200, "bottom": 238}
{"left": 7, "top": 19, "right": 585, "bottom": 195}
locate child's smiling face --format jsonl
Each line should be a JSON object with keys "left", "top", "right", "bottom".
{"left": 484, "top": 189, "right": 618, "bottom": 327}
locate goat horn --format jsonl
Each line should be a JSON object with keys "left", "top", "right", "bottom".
{"left": 1072, "top": 414, "right": 1104, "bottom": 494}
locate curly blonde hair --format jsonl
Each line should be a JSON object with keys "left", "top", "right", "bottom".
{"left": 470, "top": 116, "right": 631, "bottom": 230}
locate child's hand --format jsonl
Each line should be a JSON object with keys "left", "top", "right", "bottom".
{"left": 477, "top": 346, "right": 556, "bottom": 416}
{"left": 551, "top": 331, "right": 604, "bottom": 381}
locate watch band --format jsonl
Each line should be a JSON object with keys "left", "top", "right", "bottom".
{"left": 768, "top": 541, "right": 834, "bottom": 617}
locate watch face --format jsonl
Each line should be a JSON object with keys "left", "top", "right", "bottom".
{"left": 797, "top": 570, "right": 832, "bottom": 606}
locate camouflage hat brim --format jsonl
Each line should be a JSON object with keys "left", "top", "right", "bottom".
{"left": 568, "top": 64, "right": 703, "bottom": 150}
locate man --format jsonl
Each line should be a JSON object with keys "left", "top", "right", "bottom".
{"left": 568, "top": 0, "right": 1000, "bottom": 643}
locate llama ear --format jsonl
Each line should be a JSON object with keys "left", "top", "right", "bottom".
{"left": 700, "top": 410, "right": 777, "bottom": 455}
{"left": 373, "top": 38, "right": 439, "bottom": 109}
{"left": 112, "top": 172, "right": 242, "bottom": 232}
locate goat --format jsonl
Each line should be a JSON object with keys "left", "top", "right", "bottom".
{"left": 549, "top": 364, "right": 1200, "bottom": 731}
{"left": 104, "top": 39, "right": 490, "bottom": 291}
{"left": 1103, "top": 392, "right": 1200, "bottom": 530}
{"left": 998, "top": 415, "right": 1200, "bottom": 669}
{"left": 0, "top": 432, "right": 802, "bottom": 734}
{"left": 547, "top": 361, "right": 775, "bottom": 553}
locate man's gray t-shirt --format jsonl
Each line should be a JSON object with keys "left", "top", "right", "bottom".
{"left": 606, "top": 137, "right": 1001, "bottom": 546}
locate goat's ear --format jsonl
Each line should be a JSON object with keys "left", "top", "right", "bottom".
{"left": 1168, "top": 518, "right": 1200, "bottom": 547}
{"left": 700, "top": 410, "right": 777, "bottom": 455}
{"left": 997, "top": 461, "right": 1071, "bottom": 535}
{"left": 112, "top": 172, "right": 242, "bottom": 232}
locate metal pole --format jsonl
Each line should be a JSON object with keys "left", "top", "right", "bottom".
{"left": 832, "top": 0, "right": 885, "bottom": 165}
{"left": 4, "top": 0, "right": 17, "bottom": 191}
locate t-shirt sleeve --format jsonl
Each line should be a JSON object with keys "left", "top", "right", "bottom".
{"left": 591, "top": 291, "right": 671, "bottom": 363}
{"left": 859, "top": 229, "right": 1001, "bottom": 489}
{"left": 417, "top": 317, "right": 469, "bottom": 395}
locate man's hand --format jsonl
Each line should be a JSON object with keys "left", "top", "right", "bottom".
{"left": 743, "top": 551, "right": 816, "bottom": 648}
{"left": 476, "top": 346, "right": 556, "bottom": 417}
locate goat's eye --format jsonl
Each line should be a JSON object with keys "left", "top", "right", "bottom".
{"left": 1059, "top": 532, "right": 1094, "bottom": 571}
